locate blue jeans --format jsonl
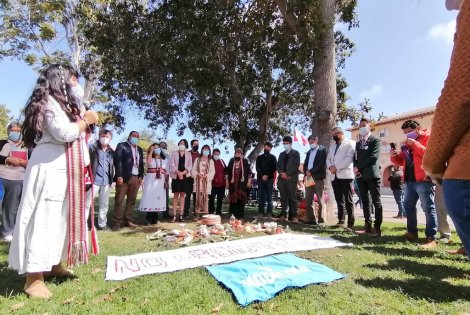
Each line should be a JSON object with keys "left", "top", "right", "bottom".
{"left": 443, "top": 180, "right": 470, "bottom": 260}
{"left": 404, "top": 181, "right": 437, "bottom": 238}
{"left": 258, "top": 179, "right": 274, "bottom": 215}
{"left": 392, "top": 188, "right": 405, "bottom": 217}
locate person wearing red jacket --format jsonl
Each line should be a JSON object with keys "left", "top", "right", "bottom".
{"left": 391, "top": 120, "right": 437, "bottom": 248}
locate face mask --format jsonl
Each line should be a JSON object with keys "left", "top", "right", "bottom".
{"left": 283, "top": 144, "right": 291, "bottom": 151}
{"left": 100, "top": 137, "right": 110, "bottom": 145}
{"left": 192, "top": 145, "right": 199, "bottom": 152}
{"left": 162, "top": 149, "right": 168, "bottom": 155}
{"left": 332, "top": 135, "right": 340, "bottom": 143}
{"left": 8, "top": 131, "right": 21, "bottom": 142}
{"left": 263, "top": 149, "right": 270, "bottom": 155}
{"left": 359, "top": 127, "right": 370, "bottom": 137}
{"left": 406, "top": 131, "right": 418, "bottom": 140}
{"left": 202, "top": 150, "right": 210, "bottom": 157}
{"left": 154, "top": 148, "right": 162, "bottom": 155}
{"left": 179, "top": 144, "right": 186, "bottom": 151}
{"left": 129, "top": 137, "right": 139, "bottom": 145}
{"left": 72, "top": 84, "right": 84, "bottom": 102}
{"left": 310, "top": 143, "right": 318, "bottom": 150}
{"left": 213, "top": 154, "right": 220, "bottom": 161}
{"left": 234, "top": 156, "right": 241, "bottom": 161}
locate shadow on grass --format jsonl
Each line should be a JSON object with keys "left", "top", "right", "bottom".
{"left": 356, "top": 258, "right": 470, "bottom": 302}
{"left": 0, "top": 261, "right": 24, "bottom": 298}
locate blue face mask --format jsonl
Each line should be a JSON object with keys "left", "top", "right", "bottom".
{"left": 283, "top": 144, "right": 291, "bottom": 151}
{"left": 202, "top": 150, "right": 210, "bottom": 157}
{"left": 8, "top": 131, "right": 21, "bottom": 142}
{"left": 154, "top": 148, "right": 162, "bottom": 155}
{"left": 129, "top": 137, "right": 139, "bottom": 145}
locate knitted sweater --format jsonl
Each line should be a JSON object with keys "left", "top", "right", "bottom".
{"left": 422, "top": 1, "right": 470, "bottom": 180}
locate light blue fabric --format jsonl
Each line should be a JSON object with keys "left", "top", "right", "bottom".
{"left": 206, "top": 253, "right": 344, "bottom": 306}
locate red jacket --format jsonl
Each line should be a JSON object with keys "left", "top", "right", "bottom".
{"left": 391, "top": 129, "right": 431, "bottom": 182}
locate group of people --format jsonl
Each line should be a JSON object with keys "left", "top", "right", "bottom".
{"left": 1, "top": 0, "right": 469, "bottom": 300}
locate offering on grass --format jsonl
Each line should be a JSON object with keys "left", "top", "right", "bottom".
{"left": 201, "top": 214, "right": 221, "bottom": 225}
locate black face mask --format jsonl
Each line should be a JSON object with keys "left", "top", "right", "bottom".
{"left": 234, "top": 156, "right": 241, "bottom": 161}
{"left": 263, "top": 149, "right": 270, "bottom": 155}
{"left": 192, "top": 145, "right": 199, "bottom": 152}
{"left": 333, "top": 135, "right": 340, "bottom": 143}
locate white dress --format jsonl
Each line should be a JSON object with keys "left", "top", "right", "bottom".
{"left": 9, "top": 96, "right": 80, "bottom": 274}
{"left": 139, "top": 158, "right": 168, "bottom": 212}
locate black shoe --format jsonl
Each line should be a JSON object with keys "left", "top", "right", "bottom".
{"left": 318, "top": 218, "right": 325, "bottom": 224}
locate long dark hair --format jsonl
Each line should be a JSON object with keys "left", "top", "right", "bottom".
{"left": 22, "top": 64, "right": 81, "bottom": 147}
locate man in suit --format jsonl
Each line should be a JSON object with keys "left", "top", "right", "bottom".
{"left": 276, "top": 136, "right": 300, "bottom": 223}
{"left": 327, "top": 127, "right": 356, "bottom": 228}
{"left": 113, "top": 131, "right": 144, "bottom": 229}
{"left": 256, "top": 142, "right": 277, "bottom": 218}
{"left": 354, "top": 118, "right": 383, "bottom": 237}
{"left": 303, "top": 135, "right": 327, "bottom": 224}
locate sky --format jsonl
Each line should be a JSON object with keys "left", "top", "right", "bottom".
{"left": 0, "top": 0, "right": 459, "bottom": 162}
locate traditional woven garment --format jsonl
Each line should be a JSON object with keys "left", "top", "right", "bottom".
{"left": 229, "top": 160, "right": 247, "bottom": 204}
{"left": 195, "top": 157, "right": 210, "bottom": 214}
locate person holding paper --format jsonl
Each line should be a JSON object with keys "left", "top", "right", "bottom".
{"left": 303, "top": 135, "right": 327, "bottom": 225}
{"left": 0, "top": 122, "right": 30, "bottom": 242}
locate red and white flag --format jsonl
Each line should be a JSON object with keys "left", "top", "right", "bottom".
{"left": 294, "top": 129, "right": 308, "bottom": 146}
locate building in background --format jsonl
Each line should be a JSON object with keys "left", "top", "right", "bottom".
{"left": 348, "top": 106, "right": 435, "bottom": 187}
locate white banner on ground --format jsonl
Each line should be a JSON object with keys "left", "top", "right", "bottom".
{"left": 106, "top": 233, "right": 352, "bottom": 281}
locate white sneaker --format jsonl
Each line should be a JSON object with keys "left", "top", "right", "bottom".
{"left": 3, "top": 235, "right": 13, "bottom": 242}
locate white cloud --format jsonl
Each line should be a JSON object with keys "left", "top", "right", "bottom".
{"left": 359, "top": 84, "right": 384, "bottom": 100}
{"left": 426, "top": 20, "right": 456, "bottom": 45}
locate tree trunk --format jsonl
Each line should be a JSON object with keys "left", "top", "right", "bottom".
{"left": 312, "top": 0, "right": 338, "bottom": 225}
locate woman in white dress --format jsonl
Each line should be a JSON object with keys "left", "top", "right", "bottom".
{"left": 139, "top": 143, "right": 169, "bottom": 224}
{"left": 8, "top": 64, "right": 99, "bottom": 298}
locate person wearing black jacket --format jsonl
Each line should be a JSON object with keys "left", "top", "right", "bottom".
{"left": 256, "top": 142, "right": 277, "bottom": 218}
{"left": 85, "top": 129, "right": 115, "bottom": 230}
{"left": 303, "top": 135, "right": 327, "bottom": 224}
{"left": 353, "top": 118, "right": 384, "bottom": 237}
{"left": 227, "top": 148, "right": 251, "bottom": 219}
{"left": 388, "top": 165, "right": 405, "bottom": 219}
{"left": 113, "top": 131, "right": 144, "bottom": 229}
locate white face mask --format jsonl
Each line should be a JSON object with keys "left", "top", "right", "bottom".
{"left": 72, "top": 84, "right": 85, "bottom": 102}
{"left": 213, "top": 154, "right": 220, "bottom": 161}
{"left": 100, "top": 137, "right": 110, "bottom": 145}
{"left": 359, "top": 127, "right": 370, "bottom": 137}
{"left": 179, "top": 144, "right": 186, "bottom": 151}
{"left": 446, "top": 0, "right": 464, "bottom": 10}
{"left": 310, "top": 143, "right": 318, "bottom": 150}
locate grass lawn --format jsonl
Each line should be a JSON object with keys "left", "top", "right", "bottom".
{"left": 1, "top": 191, "right": 470, "bottom": 314}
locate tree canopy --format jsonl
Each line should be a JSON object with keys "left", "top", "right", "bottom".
{"left": 87, "top": 0, "right": 368, "bottom": 161}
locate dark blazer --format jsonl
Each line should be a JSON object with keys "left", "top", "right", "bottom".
{"left": 114, "top": 141, "right": 144, "bottom": 183}
{"left": 276, "top": 149, "right": 301, "bottom": 183}
{"left": 303, "top": 145, "right": 327, "bottom": 180}
{"left": 255, "top": 152, "right": 277, "bottom": 180}
{"left": 89, "top": 141, "right": 115, "bottom": 184}
{"left": 353, "top": 135, "right": 381, "bottom": 180}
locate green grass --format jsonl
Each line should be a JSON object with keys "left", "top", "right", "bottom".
{"left": 1, "top": 191, "right": 470, "bottom": 314}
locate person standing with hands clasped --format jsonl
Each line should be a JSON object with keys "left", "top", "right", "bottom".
{"left": 113, "top": 131, "right": 144, "bottom": 230}
{"left": 227, "top": 148, "right": 250, "bottom": 219}
{"left": 354, "top": 118, "right": 384, "bottom": 237}
{"left": 209, "top": 149, "right": 227, "bottom": 216}
{"left": 256, "top": 142, "right": 277, "bottom": 219}
{"left": 276, "top": 136, "right": 301, "bottom": 223}
{"left": 139, "top": 143, "right": 168, "bottom": 225}
{"left": 170, "top": 139, "right": 193, "bottom": 222}
{"left": 9, "top": 64, "right": 99, "bottom": 298}
{"left": 327, "top": 127, "right": 356, "bottom": 229}
{"left": 192, "top": 145, "right": 215, "bottom": 221}
{"left": 303, "top": 135, "right": 327, "bottom": 225}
